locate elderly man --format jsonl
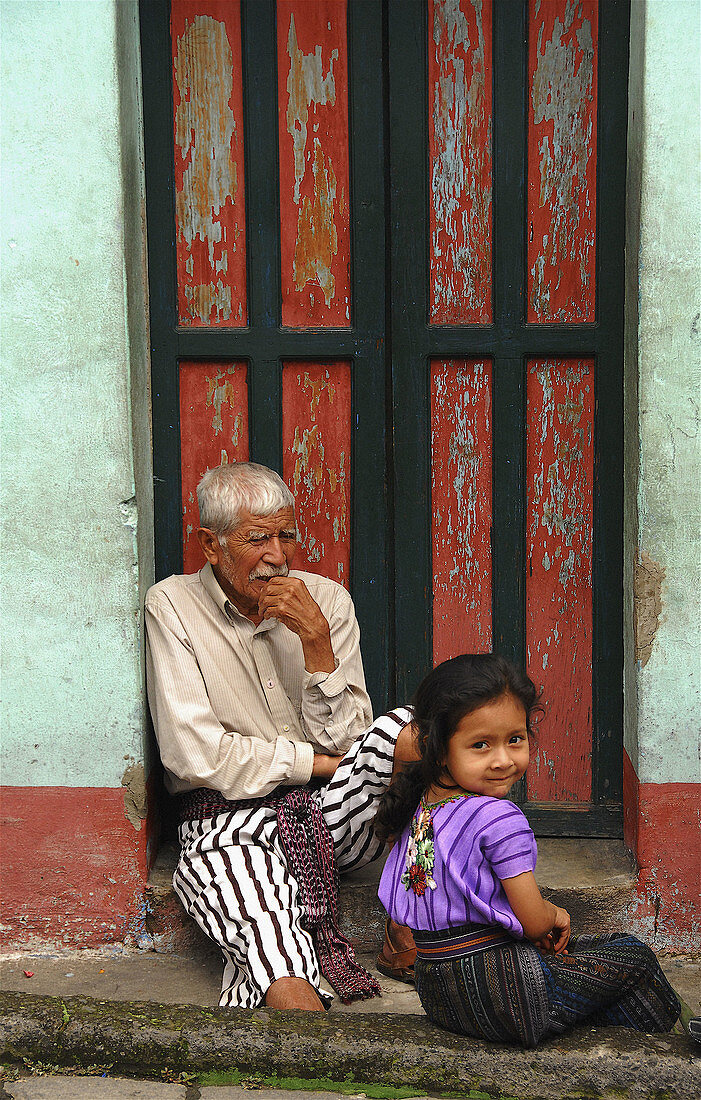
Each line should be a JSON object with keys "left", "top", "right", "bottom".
{"left": 145, "top": 461, "right": 416, "bottom": 1011}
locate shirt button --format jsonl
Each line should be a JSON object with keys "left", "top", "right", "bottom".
{"left": 266, "top": 679, "right": 275, "bottom": 689}
{"left": 282, "top": 725, "right": 290, "bottom": 732}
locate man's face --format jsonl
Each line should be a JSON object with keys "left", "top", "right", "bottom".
{"left": 205, "top": 507, "right": 298, "bottom": 618}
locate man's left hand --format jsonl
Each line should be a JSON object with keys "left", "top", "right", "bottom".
{"left": 258, "top": 577, "right": 335, "bottom": 673}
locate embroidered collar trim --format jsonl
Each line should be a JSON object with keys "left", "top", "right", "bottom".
{"left": 401, "top": 792, "right": 476, "bottom": 897}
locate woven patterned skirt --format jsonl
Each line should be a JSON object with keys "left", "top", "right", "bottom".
{"left": 414, "top": 925, "right": 681, "bottom": 1048}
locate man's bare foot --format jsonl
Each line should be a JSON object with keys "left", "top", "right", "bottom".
{"left": 264, "top": 976, "right": 325, "bottom": 1011}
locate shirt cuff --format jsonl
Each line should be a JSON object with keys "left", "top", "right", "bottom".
{"left": 289, "top": 740, "right": 315, "bottom": 786}
{"left": 303, "top": 663, "right": 348, "bottom": 697}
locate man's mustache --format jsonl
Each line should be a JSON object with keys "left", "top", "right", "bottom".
{"left": 249, "top": 564, "right": 290, "bottom": 581}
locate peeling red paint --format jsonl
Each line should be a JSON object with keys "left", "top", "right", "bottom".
{"left": 171, "top": 1, "right": 247, "bottom": 326}
{"left": 0, "top": 786, "right": 149, "bottom": 949}
{"left": 429, "top": 0, "right": 493, "bottom": 323}
{"left": 277, "top": 1, "right": 350, "bottom": 326}
{"left": 282, "top": 363, "right": 351, "bottom": 586}
{"left": 527, "top": 0, "right": 597, "bottom": 322}
{"left": 431, "top": 360, "right": 493, "bottom": 660}
{"left": 526, "top": 359, "right": 593, "bottom": 802}
{"left": 179, "top": 361, "right": 249, "bottom": 573}
{"left": 623, "top": 751, "right": 700, "bottom": 950}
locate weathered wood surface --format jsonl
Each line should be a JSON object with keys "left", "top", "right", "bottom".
{"left": 171, "top": 0, "right": 247, "bottom": 326}
{"left": 179, "top": 361, "right": 249, "bottom": 574}
{"left": 429, "top": 0, "right": 493, "bottom": 324}
{"left": 527, "top": 0, "right": 598, "bottom": 322}
{"left": 277, "top": 0, "right": 351, "bottom": 327}
{"left": 526, "top": 359, "right": 594, "bottom": 802}
{"left": 431, "top": 360, "right": 493, "bottom": 661}
{"left": 282, "top": 362, "right": 351, "bottom": 586}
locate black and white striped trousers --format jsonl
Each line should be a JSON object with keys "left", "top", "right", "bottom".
{"left": 173, "top": 708, "right": 411, "bottom": 1008}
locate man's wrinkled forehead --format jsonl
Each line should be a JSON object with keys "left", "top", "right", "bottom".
{"left": 233, "top": 507, "right": 297, "bottom": 535}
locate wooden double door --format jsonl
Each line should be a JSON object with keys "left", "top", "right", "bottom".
{"left": 140, "top": 0, "right": 629, "bottom": 835}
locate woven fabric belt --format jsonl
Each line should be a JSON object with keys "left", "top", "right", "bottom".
{"left": 175, "top": 785, "right": 288, "bottom": 824}
{"left": 413, "top": 922, "right": 513, "bottom": 960}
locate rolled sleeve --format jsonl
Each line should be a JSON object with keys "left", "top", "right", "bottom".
{"left": 288, "top": 740, "right": 315, "bottom": 786}
{"left": 303, "top": 663, "right": 347, "bottom": 696}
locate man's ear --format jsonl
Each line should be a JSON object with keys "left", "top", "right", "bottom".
{"left": 197, "top": 527, "right": 222, "bottom": 565}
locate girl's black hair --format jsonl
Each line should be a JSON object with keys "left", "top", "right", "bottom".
{"left": 374, "top": 653, "right": 542, "bottom": 842}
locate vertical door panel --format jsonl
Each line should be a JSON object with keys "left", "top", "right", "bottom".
{"left": 526, "top": 359, "right": 594, "bottom": 802}
{"left": 527, "top": 0, "right": 598, "bottom": 322}
{"left": 429, "top": 0, "right": 493, "bottom": 324}
{"left": 431, "top": 360, "right": 493, "bottom": 661}
{"left": 171, "top": 0, "right": 247, "bottom": 326}
{"left": 277, "top": 0, "right": 351, "bottom": 327}
{"left": 179, "top": 361, "right": 249, "bottom": 573}
{"left": 282, "top": 363, "right": 351, "bottom": 586}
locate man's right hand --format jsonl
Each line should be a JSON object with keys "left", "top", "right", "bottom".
{"left": 311, "top": 753, "right": 343, "bottom": 779}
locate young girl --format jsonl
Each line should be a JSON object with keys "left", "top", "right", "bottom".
{"left": 375, "top": 654, "right": 681, "bottom": 1048}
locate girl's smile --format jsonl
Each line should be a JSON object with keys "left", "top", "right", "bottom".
{"left": 434, "top": 692, "right": 530, "bottom": 800}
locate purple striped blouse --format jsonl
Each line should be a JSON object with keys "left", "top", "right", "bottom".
{"left": 378, "top": 794, "right": 537, "bottom": 936}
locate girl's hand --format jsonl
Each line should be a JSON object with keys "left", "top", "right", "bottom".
{"left": 548, "top": 906, "right": 571, "bottom": 953}
{"left": 501, "top": 872, "right": 571, "bottom": 953}
{"left": 533, "top": 906, "right": 571, "bottom": 954}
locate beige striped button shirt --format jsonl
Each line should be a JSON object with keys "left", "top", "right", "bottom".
{"left": 145, "top": 563, "right": 373, "bottom": 801}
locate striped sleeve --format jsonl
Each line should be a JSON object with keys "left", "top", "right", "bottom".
{"left": 479, "top": 802, "right": 537, "bottom": 880}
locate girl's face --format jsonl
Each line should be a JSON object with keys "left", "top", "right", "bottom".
{"left": 439, "top": 692, "right": 530, "bottom": 799}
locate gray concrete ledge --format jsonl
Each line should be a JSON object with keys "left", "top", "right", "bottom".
{"left": 1, "top": 991, "right": 699, "bottom": 1100}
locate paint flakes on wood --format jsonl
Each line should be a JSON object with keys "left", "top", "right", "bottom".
{"left": 278, "top": 1, "right": 350, "bottom": 327}
{"left": 527, "top": 0, "right": 597, "bottom": 322}
{"left": 526, "top": 359, "right": 594, "bottom": 802}
{"left": 282, "top": 363, "right": 351, "bottom": 586}
{"left": 432, "top": 360, "right": 493, "bottom": 661}
{"left": 429, "top": 0, "right": 493, "bottom": 324}
{"left": 634, "top": 549, "right": 666, "bottom": 669}
{"left": 179, "top": 362, "right": 249, "bottom": 573}
{"left": 293, "top": 137, "right": 338, "bottom": 308}
{"left": 171, "top": 2, "right": 246, "bottom": 326}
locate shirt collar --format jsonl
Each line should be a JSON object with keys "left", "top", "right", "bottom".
{"left": 199, "top": 562, "right": 275, "bottom": 632}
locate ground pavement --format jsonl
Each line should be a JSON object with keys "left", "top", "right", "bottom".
{"left": 1, "top": 841, "right": 699, "bottom": 1099}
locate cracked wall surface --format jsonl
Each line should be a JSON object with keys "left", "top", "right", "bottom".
{"left": 0, "top": 0, "right": 150, "bottom": 789}
{"left": 626, "top": 1, "right": 701, "bottom": 786}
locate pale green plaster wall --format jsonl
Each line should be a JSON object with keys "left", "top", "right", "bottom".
{"left": 625, "top": 0, "right": 701, "bottom": 785}
{"left": 0, "top": 1, "right": 153, "bottom": 788}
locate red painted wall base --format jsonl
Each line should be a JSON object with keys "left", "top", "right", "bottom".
{"left": 2, "top": 767, "right": 698, "bottom": 952}
{"left": 623, "top": 750, "right": 700, "bottom": 950}
{"left": 0, "top": 786, "right": 151, "bottom": 950}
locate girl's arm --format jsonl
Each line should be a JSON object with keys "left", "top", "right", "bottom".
{"left": 501, "top": 871, "right": 571, "bottom": 953}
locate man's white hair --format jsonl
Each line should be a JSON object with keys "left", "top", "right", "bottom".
{"left": 197, "top": 462, "right": 295, "bottom": 537}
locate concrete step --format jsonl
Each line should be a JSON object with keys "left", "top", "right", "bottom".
{"left": 2, "top": 987, "right": 699, "bottom": 1100}
{"left": 144, "top": 838, "right": 638, "bottom": 957}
